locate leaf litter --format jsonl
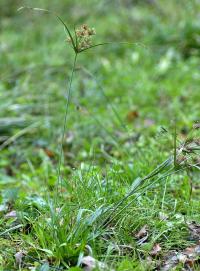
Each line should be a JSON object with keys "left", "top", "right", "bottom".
{"left": 159, "top": 221, "right": 200, "bottom": 270}
{"left": 4, "top": 210, "right": 17, "bottom": 219}
{"left": 135, "top": 225, "right": 149, "bottom": 245}
{"left": 133, "top": 220, "right": 200, "bottom": 270}
{"left": 160, "top": 243, "right": 200, "bottom": 271}
{"left": 80, "top": 256, "right": 114, "bottom": 271}
{"left": 150, "top": 243, "right": 162, "bottom": 256}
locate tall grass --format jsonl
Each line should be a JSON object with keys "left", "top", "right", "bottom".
{"left": 16, "top": 6, "right": 200, "bottom": 268}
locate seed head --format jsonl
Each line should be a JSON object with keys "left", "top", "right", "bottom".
{"left": 67, "top": 24, "right": 96, "bottom": 53}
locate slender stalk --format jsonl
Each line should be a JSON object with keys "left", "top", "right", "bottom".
{"left": 173, "top": 120, "right": 177, "bottom": 168}
{"left": 56, "top": 53, "right": 78, "bottom": 203}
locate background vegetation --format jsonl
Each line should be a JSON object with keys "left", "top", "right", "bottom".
{"left": 0, "top": 0, "right": 200, "bottom": 270}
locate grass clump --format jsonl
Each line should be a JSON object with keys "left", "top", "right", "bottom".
{"left": 0, "top": 0, "right": 200, "bottom": 270}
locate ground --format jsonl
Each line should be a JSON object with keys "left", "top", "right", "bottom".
{"left": 0, "top": 0, "right": 200, "bottom": 270}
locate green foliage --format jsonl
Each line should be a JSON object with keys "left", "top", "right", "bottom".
{"left": 0, "top": 0, "right": 200, "bottom": 270}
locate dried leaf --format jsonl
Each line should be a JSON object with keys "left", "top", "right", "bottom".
{"left": 150, "top": 243, "right": 162, "bottom": 256}
{"left": 43, "top": 148, "right": 55, "bottom": 158}
{"left": 193, "top": 122, "right": 200, "bottom": 129}
{"left": 80, "top": 256, "right": 112, "bottom": 271}
{"left": 135, "top": 225, "right": 149, "bottom": 245}
{"left": 177, "top": 253, "right": 187, "bottom": 263}
{"left": 161, "top": 243, "right": 200, "bottom": 270}
{"left": 15, "top": 251, "right": 24, "bottom": 265}
{"left": 126, "top": 110, "right": 139, "bottom": 122}
{"left": 137, "top": 235, "right": 149, "bottom": 245}
{"left": 183, "top": 244, "right": 200, "bottom": 257}
{"left": 187, "top": 221, "right": 200, "bottom": 241}
{"left": 135, "top": 225, "right": 148, "bottom": 239}
{"left": 5, "top": 210, "right": 17, "bottom": 218}
{"left": 161, "top": 252, "right": 179, "bottom": 271}
{"left": 81, "top": 256, "right": 96, "bottom": 271}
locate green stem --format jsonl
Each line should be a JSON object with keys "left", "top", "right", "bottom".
{"left": 56, "top": 53, "right": 78, "bottom": 204}
{"left": 174, "top": 120, "right": 177, "bottom": 168}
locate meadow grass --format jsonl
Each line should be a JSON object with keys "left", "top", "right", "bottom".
{"left": 0, "top": 0, "right": 200, "bottom": 270}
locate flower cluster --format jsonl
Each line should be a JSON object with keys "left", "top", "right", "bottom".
{"left": 67, "top": 24, "right": 96, "bottom": 53}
